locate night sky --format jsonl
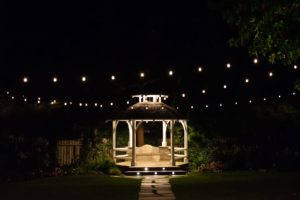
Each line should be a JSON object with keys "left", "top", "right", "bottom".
{"left": 1, "top": 1, "right": 299, "bottom": 110}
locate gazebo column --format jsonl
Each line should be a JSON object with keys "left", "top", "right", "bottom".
{"left": 170, "top": 120, "right": 175, "bottom": 166}
{"left": 112, "top": 120, "right": 118, "bottom": 163}
{"left": 183, "top": 120, "right": 188, "bottom": 163}
{"left": 127, "top": 121, "right": 133, "bottom": 148}
{"left": 131, "top": 120, "right": 136, "bottom": 166}
{"left": 162, "top": 121, "right": 168, "bottom": 147}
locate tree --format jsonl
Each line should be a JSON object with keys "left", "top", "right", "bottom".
{"left": 214, "top": 0, "right": 300, "bottom": 65}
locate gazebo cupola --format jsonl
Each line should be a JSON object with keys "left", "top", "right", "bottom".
{"left": 111, "top": 94, "right": 188, "bottom": 167}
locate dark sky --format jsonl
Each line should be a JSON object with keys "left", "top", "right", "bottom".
{"left": 1, "top": 1, "right": 299, "bottom": 109}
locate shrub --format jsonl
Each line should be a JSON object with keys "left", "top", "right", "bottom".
{"left": 108, "top": 167, "right": 122, "bottom": 176}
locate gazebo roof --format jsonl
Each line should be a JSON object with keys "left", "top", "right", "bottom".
{"left": 111, "top": 94, "right": 186, "bottom": 120}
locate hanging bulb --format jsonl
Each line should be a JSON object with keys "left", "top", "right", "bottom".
{"left": 23, "top": 77, "right": 29, "bottom": 83}
{"left": 81, "top": 76, "right": 87, "bottom": 82}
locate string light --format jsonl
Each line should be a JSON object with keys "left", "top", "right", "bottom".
{"left": 110, "top": 102, "right": 114, "bottom": 106}
{"left": 81, "top": 76, "right": 87, "bottom": 82}
{"left": 53, "top": 77, "right": 58, "bottom": 83}
{"left": 294, "top": 65, "right": 298, "bottom": 70}
{"left": 268, "top": 72, "right": 273, "bottom": 77}
{"left": 69, "top": 102, "right": 73, "bottom": 105}
{"left": 6, "top": 91, "right": 10, "bottom": 95}
{"left": 23, "top": 77, "right": 29, "bottom": 83}
{"left": 4, "top": 88, "right": 298, "bottom": 111}
{"left": 126, "top": 101, "right": 130, "bottom": 105}
{"left": 4, "top": 59, "right": 299, "bottom": 112}
{"left": 111, "top": 75, "right": 116, "bottom": 80}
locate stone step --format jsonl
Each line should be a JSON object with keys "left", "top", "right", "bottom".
{"left": 139, "top": 197, "right": 175, "bottom": 200}
{"left": 125, "top": 170, "right": 187, "bottom": 176}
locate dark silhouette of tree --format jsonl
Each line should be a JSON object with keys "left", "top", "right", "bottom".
{"left": 212, "top": 0, "right": 300, "bottom": 65}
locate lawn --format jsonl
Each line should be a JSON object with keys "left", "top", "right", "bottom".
{"left": 0, "top": 175, "right": 141, "bottom": 200}
{"left": 170, "top": 171, "right": 300, "bottom": 200}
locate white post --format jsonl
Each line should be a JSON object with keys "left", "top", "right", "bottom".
{"left": 170, "top": 120, "right": 175, "bottom": 166}
{"left": 183, "top": 120, "right": 188, "bottom": 163}
{"left": 127, "top": 121, "right": 133, "bottom": 148}
{"left": 131, "top": 120, "right": 136, "bottom": 166}
{"left": 112, "top": 120, "right": 117, "bottom": 163}
{"left": 162, "top": 121, "right": 167, "bottom": 146}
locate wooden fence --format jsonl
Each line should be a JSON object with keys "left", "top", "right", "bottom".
{"left": 56, "top": 140, "right": 82, "bottom": 166}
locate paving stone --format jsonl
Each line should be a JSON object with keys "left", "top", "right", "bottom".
{"left": 138, "top": 176, "right": 176, "bottom": 200}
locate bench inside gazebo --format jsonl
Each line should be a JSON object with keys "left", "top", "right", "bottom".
{"left": 110, "top": 94, "right": 188, "bottom": 175}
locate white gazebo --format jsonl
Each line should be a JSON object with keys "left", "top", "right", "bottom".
{"left": 110, "top": 94, "right": 188, "bottom": 167}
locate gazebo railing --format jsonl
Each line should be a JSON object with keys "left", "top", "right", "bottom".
{"left": 114, "top": 147, "right": 131, "bottom": 161}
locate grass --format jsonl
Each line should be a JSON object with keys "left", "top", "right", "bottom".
{"left": 0, "top": 175, "right": 141, "bottom": 200}
{"left": 170, "top": 171, "right": 300, "bottom": 200}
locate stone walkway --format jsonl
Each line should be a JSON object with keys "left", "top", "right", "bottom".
{"left": 139, "top": 176, "right": 175, "bottom": 200}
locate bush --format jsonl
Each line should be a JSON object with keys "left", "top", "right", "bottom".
{"left": 108, "top": 167, "right": 122, "bottom": 176}
{"left": 97, "top": 159, "right": 115, "bottom": 173}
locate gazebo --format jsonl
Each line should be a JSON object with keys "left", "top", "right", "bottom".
{"left": 110, "top": 94, "right": 188, "bottom": 167}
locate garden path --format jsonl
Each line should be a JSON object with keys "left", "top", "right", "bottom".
{"left": 139, "top": 175, "right": 175, "bottom": 200}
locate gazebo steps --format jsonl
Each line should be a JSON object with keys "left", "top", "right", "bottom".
{"left": 123, "top": 166, "right": 187, "bottom": 176}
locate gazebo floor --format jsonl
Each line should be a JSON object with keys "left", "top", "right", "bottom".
{"left": 116, "top": 161, "right": 186, "bottom": 167}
